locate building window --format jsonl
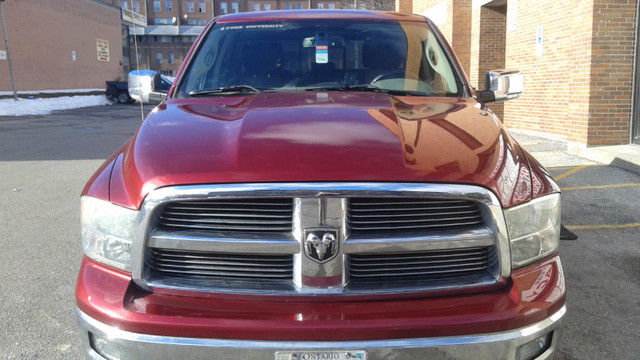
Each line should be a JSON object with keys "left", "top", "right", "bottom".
{"left": 253, "top": 3, "right": 259, "bottom": 11}
{"left": 317, "top": 3, "right": 324, "bottom": 9}
{"left": 285, "top": 3, "right": 291, "bottom": 9}
{"left": 220, "top": 2, "right": 227, "bottom": 14}
{"left": 137, "top": 53, "right": 143, "bottom": 66}
{"left": 264, "top": 3, "right": 271, "bottom": 10}
{"left": 165, "top": 1, "right": 172, "bottom": 12}
{"left": 156, "top": 52, "right": 163, "bottom": 65}
{"left": 198, "top": 1, "right": 206, "bottom": 13}
{"left": 168, "top": 53, "right": 175, "bottom": 64}
{"left": 232, "top": 2, "right": 239, "bottom": 12}
{"left": 121, "top": 1, "right": 128, "bottom": 10}
{"left": 154, "top": 0, "right": 161, "bottom": 12}
{"left": 132, "top": 1, "right": 140, "bottom": 12}
{"left": 328, "top": 3, "right": 334, "bottom": 9}
{"left": 296, "top": 3, "right": 302, "bottom": 9}
{"left": 187, "top": 1, "right": 194, "bottom": 13}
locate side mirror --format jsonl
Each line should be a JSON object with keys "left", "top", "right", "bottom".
{"left": 148, "top": 73, "right": 168, "bottom": 104}
{"left": 148, "top": 91, "right": 167, "bottom": 103}
{"left": 128, "top": 70, "right": 172, "bottom": 104}
{"left": 476, "top": 69, "right": 523, "bottom": 103}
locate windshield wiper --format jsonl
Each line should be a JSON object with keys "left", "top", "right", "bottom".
{"left": 189, "top": 85, "right": 261, "bottom": 97}
{"left": 304, "top": 85, "right": 429, "bottom": 97}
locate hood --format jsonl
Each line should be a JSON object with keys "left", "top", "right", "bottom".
{"left": 108, "top": 92, "right": 545, "bottom": 208}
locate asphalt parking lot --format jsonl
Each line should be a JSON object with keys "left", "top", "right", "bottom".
{"left": 550, "top": 164, "right": 640, "bottom": 360}
{"left": 0, "top": 104, "right": 639, "bottom": 359}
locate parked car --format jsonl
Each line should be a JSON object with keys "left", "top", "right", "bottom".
{"left": 77, "top": 10, "right": 565, "bottom": 360}
{"left": 104, "top": 80, "right": 134, "bottom": 104}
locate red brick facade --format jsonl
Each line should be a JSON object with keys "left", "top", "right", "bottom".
{"left": 414, "top": 0, "right": 638, "bottom": 146}
{"left": 0, "top": 0, "right": 124, "bottom": 91}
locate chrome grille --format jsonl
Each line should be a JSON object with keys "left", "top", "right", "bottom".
{"left": 158, "top": 198, "right": 294, "bottom": 233}
{"left": 149, "top": 249, "right": 294, "bottom": 280}
{"left": 136, "top": 183, "right": 506, "bottom": 296}
{"left": 348, "top": 198, "right": 483, "bottom": 234}
{"left": 348, "top": 247, "right": 493, "bottom": 284}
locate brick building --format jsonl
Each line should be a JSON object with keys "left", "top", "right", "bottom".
{"left": 121, "top": 0, "right": 394, "bottom": 76}
{"left": 407, "top": 0, "right": 640, "bottom": 146}
{"left": 0, "top": 0, "right": 124, "bottom": 92}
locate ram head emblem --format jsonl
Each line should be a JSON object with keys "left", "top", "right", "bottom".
{"left": 304, "top": 231, "right": 339, "bottom": 263}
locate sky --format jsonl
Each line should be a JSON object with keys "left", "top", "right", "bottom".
{"left": 0, "top": 95, "right": 111, "bottom": 116}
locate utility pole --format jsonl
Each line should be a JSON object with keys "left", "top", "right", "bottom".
{"left": 0, "top": 0, "right": 18, "bottom": 101}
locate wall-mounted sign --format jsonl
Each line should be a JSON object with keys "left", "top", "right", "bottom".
{"left": 97, "top": 39, "right": 110, "bottom": 62}
{"left": 122, "top": 8, "right": 147, "bottom": 27}
{"left": 0, "top": 50, "right": 6, "bottom": 60}
{"left": 536, "top": 26, "right": 544, "bottom": 58}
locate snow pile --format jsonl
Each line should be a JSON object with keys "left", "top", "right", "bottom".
{"left": 0, "top": 95, "right": 111, "bottom": 116}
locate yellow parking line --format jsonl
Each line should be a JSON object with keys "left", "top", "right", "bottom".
{"left": 554, "top": 164, "right": 592, "bottom": 181}
{"left": 565, "top": 223, "right": 640, "bottom": 230}
{"left": 550, "top": 164, "right": 602, "bottom": 171}
{"left": 562, "top": 183, "right": 640, "bottom": 191}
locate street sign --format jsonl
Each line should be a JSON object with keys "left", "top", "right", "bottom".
{"left": 122, "top": 8, "right": 147, "bottom": 27}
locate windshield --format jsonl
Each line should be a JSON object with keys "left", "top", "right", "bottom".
{"left": 177, "top": 19, "right": 463, "bottom": 98}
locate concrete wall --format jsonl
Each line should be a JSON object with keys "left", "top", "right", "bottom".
{"left": 0, "top": 0, "right": 124, "bottom": 92}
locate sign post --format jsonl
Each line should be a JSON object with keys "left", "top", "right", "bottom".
{"left": 0, "top": 0, "right": 19, "bottom": 101}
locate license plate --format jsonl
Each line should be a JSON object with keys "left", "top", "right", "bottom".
{"left": 276, "top": 350, "right": 367, "bottom": 360}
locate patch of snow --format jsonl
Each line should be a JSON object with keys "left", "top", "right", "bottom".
{"left": 0, "top": 89, "right": 103, "bottom": 96}
{"left": 0, "top": 95, "right": 111, "bottom": 116}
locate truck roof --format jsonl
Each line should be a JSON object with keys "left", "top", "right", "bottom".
{"left": 215, "top": 10, "right": 427, "bottom": 23}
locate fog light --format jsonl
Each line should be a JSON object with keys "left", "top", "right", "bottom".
{"left": 516, "top": 332, "right": 553, "bottom": 360}
{"left": 89, "top": 332, "right": 122, "bottom": 360}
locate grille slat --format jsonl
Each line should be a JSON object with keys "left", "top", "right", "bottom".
{"left": 349, "top": 247, "right": 491, "bottom": 280}
{"left": 350, "top": 209, "right": 480, "bottom": 218}
{"left": 151, "top": 249, "right": 294, "bottom": 280}
{"left": 348, "top": 198, "right": 483, "bottom": 234}
{"left": 159, "top": 199, "right": 294, "bottom": 233}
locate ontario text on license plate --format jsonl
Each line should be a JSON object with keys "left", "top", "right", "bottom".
{"left": 276, "top": 350, "right": 367, "bottom": 360}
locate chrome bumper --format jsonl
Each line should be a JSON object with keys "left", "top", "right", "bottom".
{"left": 77, "top": 306, "right": 565, "bottom": 360}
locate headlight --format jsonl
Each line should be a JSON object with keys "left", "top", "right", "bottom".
{"left": 81, "top": 196, "right": 138, "bottom": 271}
{"left": 504, "top": 194, "right": 561, "bottom": 269}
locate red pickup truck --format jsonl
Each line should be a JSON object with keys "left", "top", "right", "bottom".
{"left": 76, "top": 10, "right": 565, "bottom": 360}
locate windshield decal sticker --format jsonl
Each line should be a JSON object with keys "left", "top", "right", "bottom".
{"left": 315, "top": 33, "right": 329, "bottom": 64}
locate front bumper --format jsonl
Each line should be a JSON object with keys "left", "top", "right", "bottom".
{"left": 78, "top": 306, "right": 564, "bottom": 360}
{"left": 76, "top": 254, "right": 566, "bottom": 359}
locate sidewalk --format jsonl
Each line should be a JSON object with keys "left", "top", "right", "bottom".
{"left": 508, "top": 129, "right": 640, "bottom": 174}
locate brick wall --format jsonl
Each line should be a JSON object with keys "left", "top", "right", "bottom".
{"left": 503, "top": 0, "right": 594, "bottom": 142}
{"left": 450, "top": 0, "right": 472, "bottom": 74}
{"left": 397, "top": 0, "right": 414, "bottom": 12}
{"left": 586, "top": 0, "right": 636, "bottom": 144}
{"left": 0, "top": 0, "right": 124, "bottom": 91}
{"left": 415, "top": 0, "right": 472, "bottom": 73}
{"left": 414, "top": 0, "right": 638, "bottom": 145}
{"left": 470, "top": 3, "right": 506, "bottom": 120}
{"left": 504, "top": 0, "right": 636, "bottom": 145}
